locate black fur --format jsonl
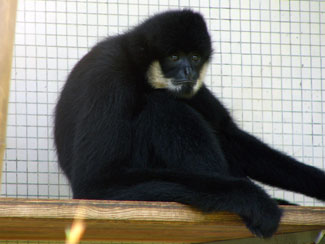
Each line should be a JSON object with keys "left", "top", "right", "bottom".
{"left": 54, "top": 10, "right": 325, "bottom": 238}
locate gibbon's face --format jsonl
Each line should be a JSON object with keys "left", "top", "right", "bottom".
{"left": 146, "top": 52, "right": 209, "bottom": 98}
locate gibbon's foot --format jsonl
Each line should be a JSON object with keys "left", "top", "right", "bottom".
{"left": 242, "top": 200, "right": 282, "bottom": 238}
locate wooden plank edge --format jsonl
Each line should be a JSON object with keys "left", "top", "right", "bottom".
{"left": 0, "top": 198, "right": 324, "bottom": 225}
{"left": 0, "top": 198, "right": 324, "bottom": 242}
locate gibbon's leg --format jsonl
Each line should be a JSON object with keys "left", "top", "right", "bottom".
{"left": 75, "top": 169, "right": 281, "bottom": 238}
{"left": 220, "top": 125, "right": 325, "bottom": 202}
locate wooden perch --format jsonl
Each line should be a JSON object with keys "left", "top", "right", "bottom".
{"left": 0, "top": 198, "right": 324, "bottom": 242}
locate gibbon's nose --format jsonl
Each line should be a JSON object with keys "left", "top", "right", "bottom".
{"left": 184, "top": 66, "right": 195, "bottom": 80}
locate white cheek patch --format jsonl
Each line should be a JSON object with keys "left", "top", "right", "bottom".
{"left": 146, "top": 61, "right": 181, "bottom": 92}
{"left": 146, "top": 61, "right": 168, "bottom": 89}
{"left": 192, "top": 61, "right": 209, "bottom": 95}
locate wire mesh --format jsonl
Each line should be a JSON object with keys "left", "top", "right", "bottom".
{"left": 1, "top": 0, "right": 324, "bottom": 206}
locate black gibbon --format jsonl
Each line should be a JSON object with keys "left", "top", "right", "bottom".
{"left": 54, "top": 10, "right": 325, "bottom": 238}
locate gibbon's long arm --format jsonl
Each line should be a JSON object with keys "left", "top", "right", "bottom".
{"left": 187, "top": 86, "right": 325, "bottom": 201}
{"left": 220, "top": 127, "right": 325, "bottom": 201}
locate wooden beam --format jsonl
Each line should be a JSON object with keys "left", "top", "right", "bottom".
{"left": 0, "top": 0, "right": 18, "bottom": 190}
{"left": 0, "top": 198, "right": 324, "bottom": 242}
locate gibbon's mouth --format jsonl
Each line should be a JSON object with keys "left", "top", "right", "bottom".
{"left": 172, "top": 79, "right": 196, "bottom": 85}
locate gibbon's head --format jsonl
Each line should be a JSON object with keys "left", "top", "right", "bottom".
{"left": 139, "top": 10, "right": 212, "bottom": 98}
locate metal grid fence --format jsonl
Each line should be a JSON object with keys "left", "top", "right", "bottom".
{"left": 1, "top": 0, "right": 325, "bottom": 206}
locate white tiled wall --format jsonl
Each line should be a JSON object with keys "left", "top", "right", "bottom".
{"left": 1, "top": 0, "right": 325, "bottom": 206}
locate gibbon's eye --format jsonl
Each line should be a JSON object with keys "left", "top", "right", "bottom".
{"left": 169, "top": 55, "right": 179, "bottom": 62}
{"left": 191, "top": 54, "right": 201, "bottom": 62}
